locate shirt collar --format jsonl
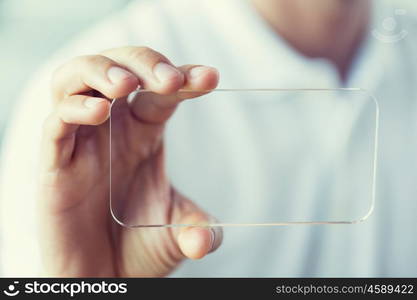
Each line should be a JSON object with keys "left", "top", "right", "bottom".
{"left": 207, "top": 0, "right": 392, "bottom": 91}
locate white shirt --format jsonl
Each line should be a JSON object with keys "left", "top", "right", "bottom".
{"left": 1, "top": 0, "right": 417, "bottom": 276}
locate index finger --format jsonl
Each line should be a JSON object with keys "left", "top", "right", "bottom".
{"left": 126, "top": 64, "right": 219, "bottom": 124}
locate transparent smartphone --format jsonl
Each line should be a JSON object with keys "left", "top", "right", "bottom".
{"left": 109, "top": 89, "right": 379, "bottom": 228}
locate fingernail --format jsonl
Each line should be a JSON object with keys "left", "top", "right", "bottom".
{"left": 190, "top": 66, "right": 217, "bottom": 79}
{"left": 153, "top": 62, "right": 182, "bottom": 82}
{"left": 84, "top": 98, "right": 105, "bottom": 109}
{"left": 209, "top": 228, "right": 216, "bottom": 252}
{"left": 189, "top": 66, "right": 207, "bottom": 79}
{"left": 107, "top": 66, "right": 134, "bottom": 84}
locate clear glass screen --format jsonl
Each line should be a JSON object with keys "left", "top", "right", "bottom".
{"left": 109, "top": 89, "right": 379, "bottom": 228}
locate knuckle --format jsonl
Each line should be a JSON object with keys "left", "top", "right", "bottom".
{"left": 127, "top": 46, "right": 163, "bottom": 62}
{"left": 134, "top": 46, "right": 153, "bottom": 55}
{"left": 51, "top": 55, "right": 109, "bottom": 91}
{"left": 77, "top": 54, "right": 109, "bottom": 67}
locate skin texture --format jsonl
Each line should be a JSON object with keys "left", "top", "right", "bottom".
{"left": 39, "top": 46, "right": 222, "bottom": 277}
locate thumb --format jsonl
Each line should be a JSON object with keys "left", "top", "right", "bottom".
{"left": 171, "top": 193, "right": 223, "bottom": 260}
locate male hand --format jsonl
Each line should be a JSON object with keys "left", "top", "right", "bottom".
{"left": 39, "top": 46, "right": 222, "bottom": 277}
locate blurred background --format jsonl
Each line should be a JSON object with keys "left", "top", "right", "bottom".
{"left": 0, "top": 0, "right": 132, "bottom": 147}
